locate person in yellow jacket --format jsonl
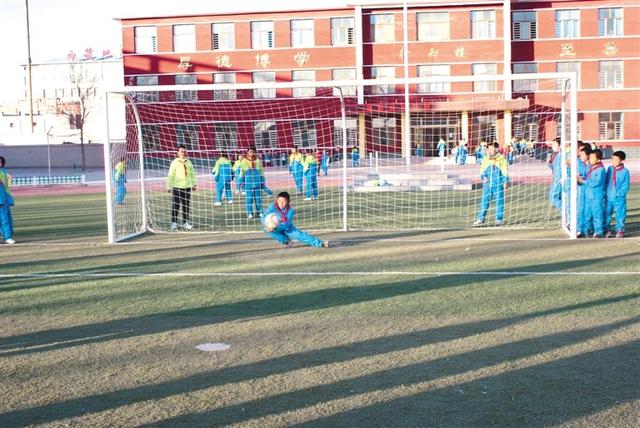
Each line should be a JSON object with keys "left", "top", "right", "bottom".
{"left": 167, "top": 145, "right": 197, "bottom": 231}
{"left": 303, "top": 151, "right": 319, "bottom": 200}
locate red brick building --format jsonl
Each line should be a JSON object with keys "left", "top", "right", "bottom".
{"left": 118, "top": 0, "right": 639, "bottom": 156}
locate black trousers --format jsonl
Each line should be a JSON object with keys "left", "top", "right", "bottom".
{"left": 171, "top": 188, "right": 191, "bottom": 223}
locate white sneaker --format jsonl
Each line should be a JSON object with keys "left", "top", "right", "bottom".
{"left": 304, "top": 197, "right": 312, "bottom": 201}
{"left": 247, "top": 213, "right": 254, "bottom": 219}
{"left": 182, "top": 221, "right": 193, "bottom": 230}
{"left": 472, "top": 219, "right": 484, "bottom": 226}
{"left": 227, "top": 200, "right": 233, "bottom": 205}
{"left": 5, "top": 238, "right": 16, "bottom": 244}
{"left": 170, "top": 222, "right": 178, "bottom": 232}
{"left": 495, "top": 220, "right": 503, "bottom": 226}
{"left": 214, "top": 202, "right": 222, "bottom": 206}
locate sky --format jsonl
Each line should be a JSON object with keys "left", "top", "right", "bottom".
{"left": 0, "top": 0, "right": 350, "bottom": 102}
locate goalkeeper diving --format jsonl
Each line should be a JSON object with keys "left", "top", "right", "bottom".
{"left": 262, "top": 191, "right": 330, "bottom": 248}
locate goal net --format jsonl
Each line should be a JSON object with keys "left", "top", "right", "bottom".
{"left": 104, "top": 74, "right": 577, "bottom": 243}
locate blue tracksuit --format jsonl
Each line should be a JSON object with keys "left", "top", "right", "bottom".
{"left": 549, "top": 151, "right": 563, "bottom": 211}
{"left": 351, "top": 148, "right": 360, "bottom": 167}
{"left": 0, "top": 167, "right": 14, "bottom": 241}
{"left": 583, "top": 162, "right": 606, "bottom": 236}
{"left": 476, "top": 154, "right": 509, "bottom": 222}
{"left": 261, "top": 202, "right": 324, "bottom": 247}
{"left": 456, "top": 145, "right": 468, "bottom": 165}
{"left": 304, "top": 155, "right": 319, "bottom": 199}
{"left": 321, "top": 152, "right": 330, "bottom": 176}
{"left": 114, "top": 161, "right": 127, "bottom": 204}
{"left": 475, "top": 146, "right": 485, "bottom": 165}
{"left": 604, "top": 164, "right": 630, "bottom": 233}
{"left": 576, "top": 159, "right": 590, "bottom": 234}
{"left": 289, "top": 153, "right": 304, "bottom": 193}
{"left": 213, "top": 157, "right": 233, "bottom": 203}
{"left": 241, "top": 157, "right": 264, "bottom": 216}
{"left": 437, "top": 141, "right": 447, "bottom": 158}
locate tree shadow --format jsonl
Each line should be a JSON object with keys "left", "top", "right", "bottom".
{"left": 2, "top": 296, "right": 637, "bottom": 427}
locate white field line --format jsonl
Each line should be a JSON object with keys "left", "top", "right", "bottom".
{"left": 1, "top": 271, "right": 639, "bottom": 279}
{"left": 5, "top": 236, "right": 640, "bottom": 246}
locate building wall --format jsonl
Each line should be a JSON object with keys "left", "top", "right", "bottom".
{"left": 119, "top": 1, "right": 640, "bottom": 151}
{"left": 0, "top": 144, "right": 104, "bottom": 168}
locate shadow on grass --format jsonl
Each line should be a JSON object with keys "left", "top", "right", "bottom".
{"left": 2, "top": 255, "right": 638, "bottom": 356}
{"left": 2, "top": 301, "right": 637, "bottom": 426}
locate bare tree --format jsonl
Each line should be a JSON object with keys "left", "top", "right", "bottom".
{"left": 62, "top": 62, "right": 98, "bottom": 171}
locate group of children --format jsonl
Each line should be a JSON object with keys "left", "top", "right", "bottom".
{"left": 548, "top": 141, "right": 630, "bottom": 238}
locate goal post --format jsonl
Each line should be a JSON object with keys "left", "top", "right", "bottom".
{"left": 104, "top": 73, "right": 578, "bottom": 243}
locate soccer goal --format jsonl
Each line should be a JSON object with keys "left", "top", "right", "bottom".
{"left": 104, "top": 73, "right": 578, "bottom": 243}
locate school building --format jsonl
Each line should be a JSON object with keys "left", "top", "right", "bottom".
{"left": 118, "top": 0, "right": 640, "bottom": 156}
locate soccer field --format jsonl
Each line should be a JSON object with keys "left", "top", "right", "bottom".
{"left": 1, "top": 192, "right": 639, "bottom": 427}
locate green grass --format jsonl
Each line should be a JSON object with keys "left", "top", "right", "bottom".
{"left": 0, "top": 191, "right": 639, "bottom": 427}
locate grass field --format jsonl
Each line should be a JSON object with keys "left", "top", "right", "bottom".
{"left": 1, "top": 191, "right": 639, "bottom": 427}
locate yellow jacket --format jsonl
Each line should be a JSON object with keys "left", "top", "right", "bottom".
{"left": 167, "top": 158, "right": 197, "bottom": 189}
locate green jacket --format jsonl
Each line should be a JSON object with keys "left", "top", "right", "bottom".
{"left": 167, "top": 158, "right": 197, "bottom": 189}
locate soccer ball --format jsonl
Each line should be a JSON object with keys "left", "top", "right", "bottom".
{"left": 264, "top": 213, "right": 280, "bottom": 231}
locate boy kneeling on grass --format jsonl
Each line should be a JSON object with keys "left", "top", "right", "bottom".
{"left": 262, "top": 191, "right": 329, "bottom": 248}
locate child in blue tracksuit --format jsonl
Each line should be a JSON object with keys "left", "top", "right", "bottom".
{"left": 548, "top": 139, "right": 563, "bottom": 211}
{"left": 351, "top": 147, "right": 360, "bottom": 167}
{"left": 437, "top": 138, "right": 447, "bottom": 159}
{"left": 303, "top": 152, "right": 319, "bottom": 200}
{"left": 455, "top": 142, "right": 468, "bottom": 165}
{"left": 289, "top": 148, "right": 304, "bottom": 194}
{"left": 603, "top": 150, "right": 630, "bottom": 238}
{"left": 262, "top": 191, "right": 329, "bottom": 248}
{"left": 0, "top": 156, "right": 15, "bottom": 244}
{"left": 578, "top": 149, "right": 606, "bottom": 238}
{"left": 572, "top": 144, "right": 592, "bottom": 237}
{"left": 233, "top": 154, "right": 245, "bottom": 194}
{"left": 474, "top": 142, "right": 509, "bottom": 226}
{"left": 320, "top": 151, "right": 330, "bottom": 176}
{"left": 475, "top": 143, "right": 485, "bottom": 165}
{"left": 212, "top": 153, "right": 233, "bottom": 205}
{"left": 114, "top": 158, "right": 127, "bottom": 205}
{"left": 240, "top": 148, "right": 265, "bottom": 219}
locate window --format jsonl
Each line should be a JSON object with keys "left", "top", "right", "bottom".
{"left": 173, "top": 24, "right": 195, "bottom": 52}
{"left": 513, "top": 63, "right": 537, "bottom": 92}
{"left": 555, "top": 9, "right": 579, "bottom": 38}
{"left": 370, "top": 14, "right": 394, "bottom": 42}
{"left": 135, "top": 75, "right": 159, "bottom": 102}
{"left": 370, "top": 66, "right": 395, "bottom": 95}
{"left": 254, "top": 121, "right": 277, "bottom": 148}
{"left": 471, "top": 10, "right": 496, "bottom": 39}
{"left": 556, "top": 62, "right": 580, "bottom": 89}
{"left": 472, "top": 63, "right": 497, "bottom": 92}
{"left": 599, "top": 112, "right": 622, "bottom": 140}
{"left": 214, "top": 123, "right": 238, "bottom": 151}
{"left": 251, "top": 21, "right": 274, "bottom": 49}
{"left": 513, "top": 11, "right": 537, "bottom": 40}
{"left": 134, "top": 26, "right": 157, "bottom": 53}
{"left": 333, "top": 118, "right": 358, "bottom": 147}
{"left": 293, "top": 120, "right": 317, "bottom": 148}
{"left": 175, "top": 74, "right": 197, "bottom": 101}
{"left": 141, "top": 125, "right": 161, "bottom": 150}
{"left": 332, "top": 68, "right": 356, "bottom": 96}
{"left": 176, "top": 124, "right": 199, "bottom": 150}
{"left": 331, "top": 17, "right": 354, "bottom": 45}
{"left": 212, "top": 23, "right": 235, "bottom": 50}
{"left": 372, "top": 117, "right": 396, "bottom": 146}
{"left": 417, "top": 12, "right": 449, "bottom": 41}
{"left": 417, "top": 65, "right": 450, "bottom": 93}
{"left": 599, "top": 8, "right": 622, "bottom": 37}
{"left": 292, "top": 70, "right": 316, "bottom": 98}
{"left": 252, "top": 71, "right": 276, "bottom": 99}
{"left": 213, "top": 73, "right": 236, "bottom": 100}
{"left": 599, "top": 60, "right": 623, "bottom": 89}
{"left": 474, "top": 115, "right": 497, "bottom": 143}
{"left": 291, "top": 19, "right": 314, "bottom": 47}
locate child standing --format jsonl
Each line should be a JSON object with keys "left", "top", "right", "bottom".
{"left": 233, "top": 154, "right": 245, "bottom": 195}
{"left": 474, "top": 142, "right": 509, "bottom": 226}
{"left": 289, "top": 148, "right": 304, "bottom": 194}
{"left": 548, "top": 138, "right": 563, "bottom": 211}
{"left": 241, "top": 147, "right": 265, "bottom": 219}
{"left": 320, "top": 150, "right": 330, "bottom": 176}
{"left": 603, "top": 151, "right": 630, "bottom": 238}
{"left": 114, "top": 157, "right": 127, "bottom": 205}
{"left": 578, "top": 149, "right": 606, "bottom": 238}
{"left": 262, "top": 191, "right": 329, "bottom": 248}
{"left": 212, "top": 153, "right": 233, "bottom": 206}
{"left": 303, "top": 151, "right": 319, "bottom": 200}
{"left": 574, "top": 144, "right": 592, "bottom": 237}
{"left": 0, "top": 156, "right": 15, "bottom": 244}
